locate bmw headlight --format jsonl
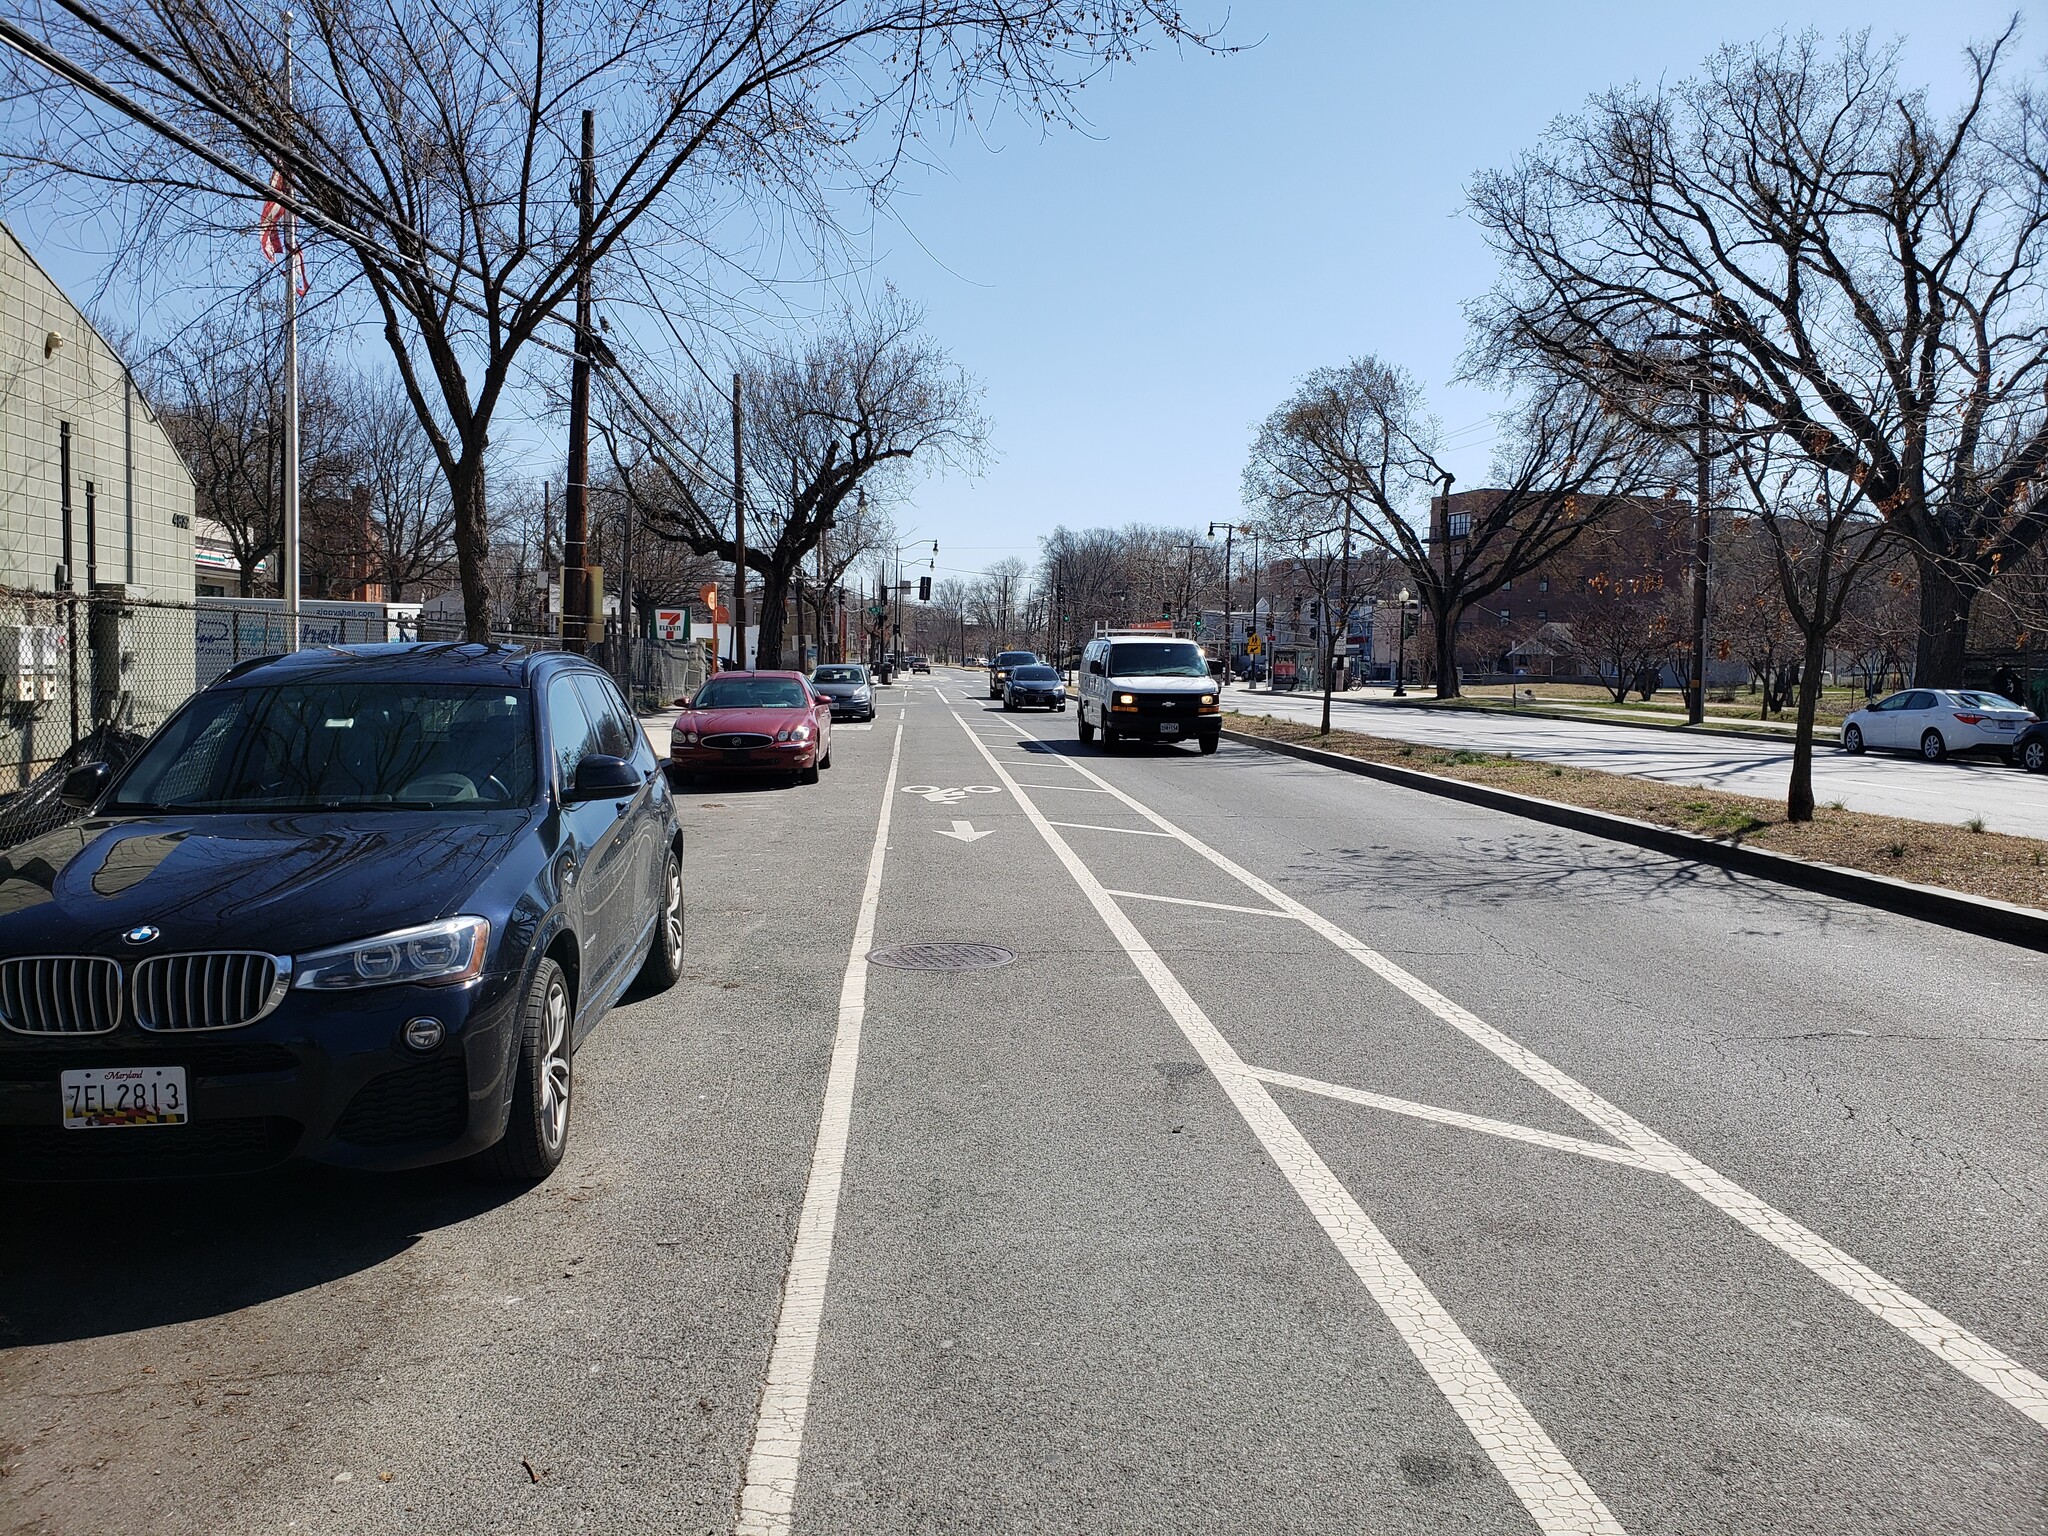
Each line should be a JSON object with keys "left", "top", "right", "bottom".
{"left": 295, "top": 916, "right": 491, "bottom": 991}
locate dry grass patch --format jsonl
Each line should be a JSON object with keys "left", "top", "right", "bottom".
{"left": 1227, "top": 712, "right": 2048, "bottom": 911}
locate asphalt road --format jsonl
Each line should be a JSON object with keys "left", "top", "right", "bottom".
{"left": 4, "top": 668, "right": 2044, "bottom": 1535}
{"left": 1222, "top": 682, "right": 2048, "bottom": 839}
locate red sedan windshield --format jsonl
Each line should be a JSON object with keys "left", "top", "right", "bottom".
{"left": 695, "top": 678, "right": 810, "bottom": 709}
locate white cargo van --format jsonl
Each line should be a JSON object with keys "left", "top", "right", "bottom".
{"left": 1076, "top": 628, "right": 1221, "bottom": 754}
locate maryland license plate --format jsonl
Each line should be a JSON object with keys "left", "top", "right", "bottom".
{"left": 61, "top": 1066, "right": 188, "bottom": 1128}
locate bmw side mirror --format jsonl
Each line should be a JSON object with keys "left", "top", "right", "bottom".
{"left": 566, "top": 754, "right": 641, "bottom": 802}
{"left": 61, "top": 761, "right": 112, "bottom": 809}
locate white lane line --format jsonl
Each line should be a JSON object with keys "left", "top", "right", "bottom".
{"left": 993, "top": 715, "right": 2048, "bottom": 1434}
{"left": 1105, "top": 888, "right": 1298, "bottom": 919}
{"left": 949, "top": 708, "right": 1627, "bottom": 1536}
{"left": 734, "top": 717, "right": 906, "bottom": 1536}
{"left": 1047, "top": 820, "right": 1177, "bottom": 838}
{"left": 1248, "top": 1066, "right": 1653, "bottom": 1170}
{"left": 1012, "top": 781, "right": 1113, "bottom": 793}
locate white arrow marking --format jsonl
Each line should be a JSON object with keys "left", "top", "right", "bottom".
{"left": 935, "top": 819, "right": 995, "bottom": 843}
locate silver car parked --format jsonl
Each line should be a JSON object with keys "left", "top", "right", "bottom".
{"left": 1841, "top": 688, "right": 2035, "bottom": 762}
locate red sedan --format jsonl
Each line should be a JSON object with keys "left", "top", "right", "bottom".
{"left": 669, "top": 671, "right": 834, "bottom": 785}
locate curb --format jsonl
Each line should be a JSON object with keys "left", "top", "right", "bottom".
{"left": 1223, "top": 727, "right": 2048, "bottom": 953}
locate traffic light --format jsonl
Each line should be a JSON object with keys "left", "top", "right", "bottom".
{"left": 918, "top": 575, "right": 931, "bottom": 602}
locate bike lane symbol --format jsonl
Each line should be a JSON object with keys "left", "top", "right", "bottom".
{"left": 898, "top": 785, "right": 1001, "bottom": 805}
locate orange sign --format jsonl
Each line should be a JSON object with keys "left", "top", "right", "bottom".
{"left": 698, "top": 582, "right": 720, "bottom": 611}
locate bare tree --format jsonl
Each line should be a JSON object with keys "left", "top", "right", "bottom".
{"left": 1244, "top": 356, "right": 1664, "bottom": 701}
{"left": 343, "top": 378, "right": 453, "bottom": 600}
{"left": 149, "top": 311, "right": 347, "bottom": 595}
{"left": 1567, "top": 571, "right": 1678, "bottom": 704}
{"left": 11, "top": 0, "right": 1216, "bottom": 638}
{"left": 603, "top": 296, "right": 985, "bottom": 665}
{"left": 1470, "top": 26, "right": 2048, "bottom": 687}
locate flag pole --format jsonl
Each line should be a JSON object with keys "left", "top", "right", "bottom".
{"left": 279, "top": 7, "right": 300, "bottom": 652}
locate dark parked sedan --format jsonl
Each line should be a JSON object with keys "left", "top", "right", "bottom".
{"left": 809, "top": 663, "right": 876, "bottom": 721}
{"left": 1002, "top": 663, "right": 1068, "bottom": 712}
{"left": 2016, "top": 720, "right": 2048, "bottom": 773}
{"left": 0, "top": 644, "right": 683, "bottom": 1183}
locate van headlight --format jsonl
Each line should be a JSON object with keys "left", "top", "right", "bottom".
{"left": 296, "top": 916, "right": 490, "bottom": 990}
{"left": 1117, "top": 693, "right": 1136, "bottom": 705}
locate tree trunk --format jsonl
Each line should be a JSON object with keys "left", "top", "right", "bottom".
{"left": 1912, "top": 550, "right": 1970, "bottom": 687}
{"left": 1785, "top": 626, "right": 1830, "bottom": 823}
{"left": 755, "top": 558, "right": 792, "bottom": 667}
{"left": 1433, "top": 601, "right": 1462, "bottom": 699}
{"left": 449, "top": 457, "right": 492, "bottom": 643}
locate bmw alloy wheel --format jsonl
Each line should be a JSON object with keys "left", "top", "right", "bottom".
{"left": 538, "top": 976, "right": 571, "bottom": 1153}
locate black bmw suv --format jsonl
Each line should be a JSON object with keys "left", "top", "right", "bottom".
{"left": 0, "top": 644, "right": 683, "bottom": 1182}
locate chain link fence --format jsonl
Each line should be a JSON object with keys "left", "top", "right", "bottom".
{"left": 0, "top": 590, "right": 709, "bottom": 853}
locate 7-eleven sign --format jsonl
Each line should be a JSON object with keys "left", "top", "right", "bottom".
{"left": 655, "top": 609, "right": 688, "bottom": 641}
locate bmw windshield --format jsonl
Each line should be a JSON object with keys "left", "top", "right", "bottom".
{"left": 109, "top": 682, "right": 537, "bottom": 812}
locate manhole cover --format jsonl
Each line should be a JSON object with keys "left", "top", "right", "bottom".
{"left": 868, "top": 942, "right": 1016, "bottom": 972}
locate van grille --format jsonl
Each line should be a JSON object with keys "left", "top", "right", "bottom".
{"left": 0, "top": 957, "right": 124, "bottom": 1035}
{"left": 133, "top": 953, "right": 288, "bottom": 1032}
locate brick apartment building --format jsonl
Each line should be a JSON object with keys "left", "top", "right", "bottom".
{"left": 1423, "top": 488, "right": 1695, "bottom": 680}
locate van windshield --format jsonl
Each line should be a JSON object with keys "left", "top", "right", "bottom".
{"left": 1109, "top": 642, "right": 1208, "bottom": 678}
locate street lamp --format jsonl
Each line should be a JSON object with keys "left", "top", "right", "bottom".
{"left": 1394, "top": 586, "right": 1413, "bottom": 696}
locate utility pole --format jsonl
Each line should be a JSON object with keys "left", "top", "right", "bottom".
{"left": 1688, "top": 337, "right": 1712, "bottom": 725}
{"left": 1436, "top": 470, "right": 1456, "bottom": 695}
{"left": 278, "top": 8, "right": 300, "bottom": 652}
{"left": 1246, "top": 527, "right": 1261, "bottom": 688}
{"left": 731, "top": 373, "right": 746, "bottom": 669}
{"left": 1207, "top": 522, "right": 1235, "bottom": 679}
{"left": 562, "top": 108, "right": 595, "bottom": 653}
{"left": 1321, "top": 499, "right": 1354, "bottom": 734}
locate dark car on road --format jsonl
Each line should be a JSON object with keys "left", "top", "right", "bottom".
{"left": 988, "top": 650, "right": 1041, "bottom": 698}
{"left": 1002, "top": 663, "right": 1068, "bottom": 712}
{"left": 669, "top": 672, "right": 834, "bottom": 785}
{"left": 2015, "top": 719, "right": 2048, "bottom": 773}
{"left": 809, "top": 663, "right": 876, "bottom": 722}
{"left": 0, "top": 645, "right": 684, "bottom": 1183}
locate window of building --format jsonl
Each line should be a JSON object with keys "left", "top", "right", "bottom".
{"left": 1500, "top": 580, "right": 1510, "bottom": 592}
{"left": 1538, "top": 578, "right": 1549, "bottom": 593}
{"left": 1499, "top": 609, "right": 1510, "bottom": 626}
{"left": 1447, "top": 512, "right": 1471, "bottom": 539}
{"left": 1538, "top": 609, "right": 1548, "bottom": 622}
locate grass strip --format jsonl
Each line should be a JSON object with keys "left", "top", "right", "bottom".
{"left": 1226, "top": 711, "right": 2048, "bottom": 911}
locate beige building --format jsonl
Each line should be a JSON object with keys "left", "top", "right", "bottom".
{"left": 1, "top": 220, "right": 197, "bottom": 785}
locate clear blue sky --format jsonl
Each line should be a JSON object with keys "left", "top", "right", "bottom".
{"left": 862, "top": 0, "right": 2034, "bottom": 585}
{"left": 6, "top": 0, "right": 2033, "bottom": 591}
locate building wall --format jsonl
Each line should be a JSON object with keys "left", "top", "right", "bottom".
{"left": 1, "top": 222, "right": 198, "bottom": 788}
{"left": 1, "top": 219, "right": 194, "bottom": 598}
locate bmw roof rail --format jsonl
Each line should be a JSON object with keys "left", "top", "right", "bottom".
{"left": 215, "top": 652, "right": 288, "bottom": 683}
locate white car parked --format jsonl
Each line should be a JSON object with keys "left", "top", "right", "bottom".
{"left": 1841, "top": 688, "right": 2036, "bottom": 762}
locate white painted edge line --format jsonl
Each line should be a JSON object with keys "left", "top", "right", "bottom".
{"left": 1247, "top": 1065, "right": 1653, "bottom": 1170}
{"left": 1047, "top": 820, "right": 1177, "bottom": 838}
{"left": 996, "top": 714, "right": 2048, "bottom": 1434}
{"left": 734, "top": 717, "right": 906, "bottom": 1536}
{"left": 1104, "top": 888, "right": 1299, "bottom": 920}
{"left": 1011, "top": 781, "right": 1113, "bottom": 793}
{"left": 950, "top": 708, "right": 1627, "bottom": 1536}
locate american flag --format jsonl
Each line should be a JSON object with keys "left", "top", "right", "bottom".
{"left": 257, "top": 169, "right": 309, "bottom": 295}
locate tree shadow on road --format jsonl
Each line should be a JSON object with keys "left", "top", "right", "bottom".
{"left": 0, "top": 1161, "right": 521, "bottom": 1347}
